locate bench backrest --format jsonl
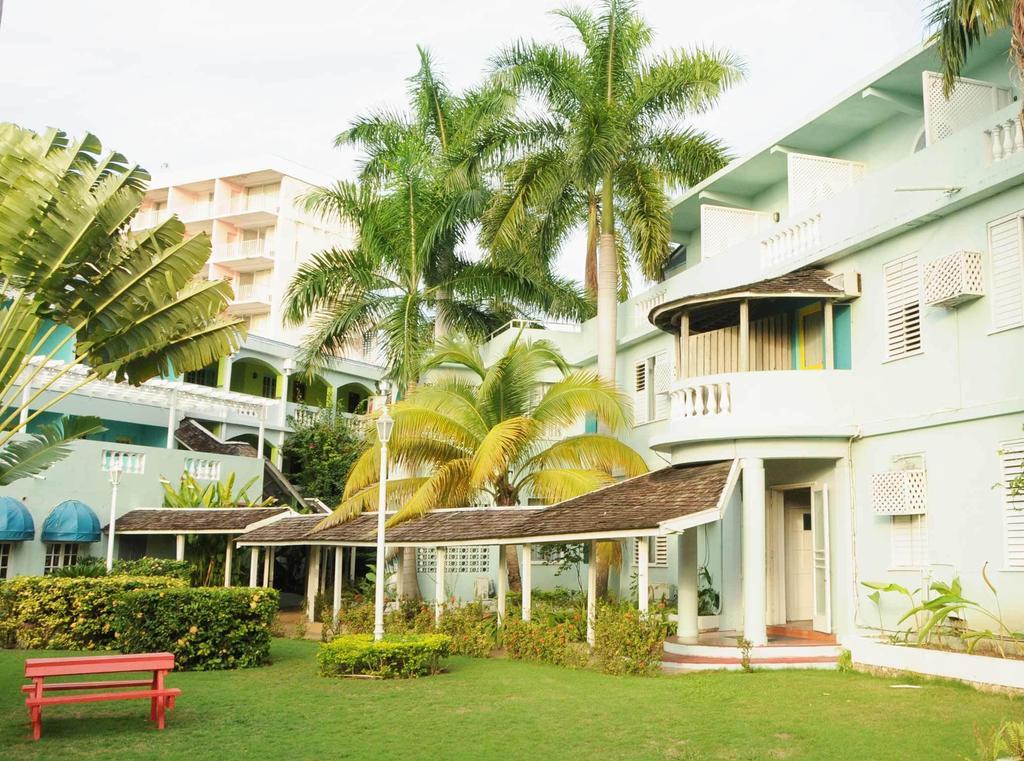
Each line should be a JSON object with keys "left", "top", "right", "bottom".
{"left": 25, "top": 653, "right": 175, "bottom": 678}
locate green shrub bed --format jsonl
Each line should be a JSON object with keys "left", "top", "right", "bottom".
{"left": 503, "top": 618, "right": 589, "bottom": 668}
{"left": 112, "top": 587, "right": 279, "bottom": 671}
{"left": 317, "top": 633, "right": 451, "bottom": 678}
{"left": 0, "top": 575, "right": 186, "bottom": 650}
{"left": 437, "top": 602, "right": 497, "bottom": 657}
{"left": 111, "top": 557, "right": 193, "bottom": 581}
{"left": 592, "top": 603, "right": 671, "bottom": 676}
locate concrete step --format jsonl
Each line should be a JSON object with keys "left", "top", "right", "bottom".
{"left": 663, "top": 639, "right": 842, "bottom": 660}
{"left": 661, "top": 651, "right": 840, "bottom": 672}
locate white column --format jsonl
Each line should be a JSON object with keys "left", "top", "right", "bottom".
{"left": 586, "top": 540, "right": 598, "bottom": 646}
{"left": 165, "top": 390, "right": 178, "bottom": 449}
{"left": 263, "top": 547, "right": 272, "bottom": 587}
{"left": 824, "top": 300, "right": 835, "bottom": 370}
{"left": 223, "top": 539, "right": 234, "bottom": 588}
{"left": 521, "top": 544, "right": 532, "bottom": 622}
{"left": 306, "top": 545, "right": 321, "bottom": 623}
{"left": 268, "top": 547, "right": 275, "bottom": 586}
{"left": 738, "top": 300, "right": 750, "bottom": 372}
{"left": 256, "top": 409, "right": 266, "bottom": 460}
{"left": 19, "top": 382, "right": 31, "bottom": 426}
{"left": 678, "top": 311, "right": 689, "bottom": 380}
{"left": 742, "top": 457, "right": 767, "bottom": 646}
{"left": 434, "top": 547, "right": 446, "bottom": 625}
{"left": 348, "top": 546, "right": 356, "bottom": 581}
{"left": 637, "top": 537, "right": 650, "bottom": 614}
{"left": 175, "top": 534, "right": 185, "bottom": 561}
{"left": 496, "top": 546, "right": 507, "bottom": 626}
{"left": 249, "top": 547, "right": 259, "bottom": 587}
{"left": 676, "top": 530, "right": 699, "bottom": 639}
{"left": 332, "top": 546, "right": 343, "bottom": 624}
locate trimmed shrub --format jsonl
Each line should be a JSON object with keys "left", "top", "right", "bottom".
{"left": 503, "top": 618, "right": 589, "bottom": 669}
{"left": 437, "top": 602, "right": 496, "bottom": 657}
{"left": 592, "top": 602, "right": 671, "bottom": 676}
{"left": 333, "top": 598, "right": 375, "bottom": 635}
{"left": 386, "top": 599, "right": 436, "bottom": 635}
{"left": 111, "top": 557, "right": 192, "bottom": 581}
{"left": 317, "top": 633, "right": 451, "bottom": 678}
{"left": 0, "top": 575, "right": 186, "bottom": 650}
{"left": 112, "top": 587, "right": 279, "bottom": 670}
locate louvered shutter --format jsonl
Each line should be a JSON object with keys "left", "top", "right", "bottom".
{"left": 653, "top": 352, "right": 673, "bottom": 421}
{"left": 1002, "top": 439, "right": 1024, "bottom": 568}
{"left": 884, "top": 254, "right": 922, "bottom": 360}
{"left": 890, "top": 515, "right": 928, "bottom": 568}
{"left": 633, "top": 536, "right": 669, "bottom": 567}
{"left": 988, "top": 214, "right": 1024, "bottom": 331}
{"left": 633, "top": 360, "right": 649, "bottom": 426}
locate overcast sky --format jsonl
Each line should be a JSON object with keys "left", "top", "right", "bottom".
{"left": 0, "top": 0, "right": 929, "bottom": 283}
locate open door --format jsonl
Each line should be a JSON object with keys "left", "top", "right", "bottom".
{"left": 811, "top": 484, "right": 831, "bottom": 633}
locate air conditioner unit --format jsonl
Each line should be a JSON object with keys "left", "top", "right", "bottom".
{"left": 871, "top": 470, "right": 927, "bottom": 515}
{"left": 923, "top": 250, "right": 984, "bottom": 308}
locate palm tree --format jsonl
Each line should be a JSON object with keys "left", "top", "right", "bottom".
{"left": 483, "top": 0, "right": 744, "bottom": 383}
{"left": 927, "top": 0, "right": 1024, "bottom": 106}
{"left": 324, "top": 335, "right": 648, "bottom": 589}
{"left": 285, "top": 49, "right": 592, "bottom": 393}
{"left": 0, "top": 124, "right": 245, "bottom": 484}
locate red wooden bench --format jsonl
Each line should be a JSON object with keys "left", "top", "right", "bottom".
{"left": 22, "top": 653, "right": 181, "bottom": 740}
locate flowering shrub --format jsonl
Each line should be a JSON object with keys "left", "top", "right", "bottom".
{"left": 592, "top": 602, "right": 670, "bottom": 676}
{"left": 387, "top": 599, "right": 436, "bottom": 634}
{"left": 111, "top": 557, "right": 193, "bottom": 581}
{"left": 317, "top": 633, "right": 451, "bottom": 678}
{"left": 112, "top": 587, "right": 279, "bottom": 670}
{"left": 0, "top": 575, "right": 186, "bottom": 650}
{"left": 437, "top": 602, "right": 497, "bottom": 657}
{"left": 332, "top": 598, "right": 376, "bottom": 634}
{"left": 503, "top": 618, "right": 589, "bottom": 668}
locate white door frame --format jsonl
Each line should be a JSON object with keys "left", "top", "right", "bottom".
{"left": 766, "top": 482, "right": 818, "bottom": 628}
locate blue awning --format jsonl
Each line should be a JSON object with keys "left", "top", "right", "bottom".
{"left": 0, "top": 496, "right": 34, "bottom": 541}
{"left": 41, "top": 500, "right": 101, "bottom": 543}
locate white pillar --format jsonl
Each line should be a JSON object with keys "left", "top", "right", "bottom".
{"left": 637, "top": 537, "right": 650, "bottom": 614}
{"left": 268, "top": 547, "right": 275, "bottom": 586}
{"left": 677, "top": 530, "right": 699, "bottom": 638}
{"left": 19, "top": 382, "right": 31, "bottom": 426}
{"left": 824, "top": 300, "right": 835, "bottom": 370}
{"left": 678, "top": 311, "right": 689, "bottom": 380}
{"left": 521, "top": 544, "right": 532, "bottom": 622}
{"left": 332, "top": 546, "right": 343, "bottom": 624}
{"left": 223, "top": 539, "right": 234, "bottom": 588}
{"left": 586, "top": 540, "right": 598, "bottom": 646}
{"left": 348, "top": 546, "right": 356, "bottom": 581}
{"left": 166, "top": 390, "right": 178, "bottom": 449}
{"left": 738, "top": 300, "right": 750, "bottom": 372}
{"left": 742, "top": 457, "right": 767, "bottom": 646}
{"left": 249, "top": 547, "right": 259, "bottom": 587}
{"left": 263, "top": 547, "right": 272, "bottom": 587}
{"left": 256, "top": 410, "right": 266, "bottom": 460}
{"left": 434, "top": 547, "right": 446, "bottom": 625}
{"left": 306, "top": 545, "right": 321, "bottom": 623}
{"left": 175, "top": 534, "right": 185, "bottom": 561}
{"left": 496, "top": 546, "right": 507, "bottom": 626}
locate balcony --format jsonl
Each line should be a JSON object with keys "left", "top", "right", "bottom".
{"left": 214, "top": 239, "right": 276, "bottom": 271}
{"left": 131, "top": 209, "right": 170, "bottom": 231}
{"left": 652, "top": 369, "right": 856, "bottom": 446}
{"left": 216, "top": 194, "right": 279, "bottom": 226}
{"left": 227, "top": 283, "right": 272, "bottom": 314}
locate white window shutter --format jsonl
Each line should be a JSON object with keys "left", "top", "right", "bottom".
{"left": 884, "top": 254, "right": 922, "bottom": 360}
{"left": 633, "top": 360, "right": 649, "bottom": 426}
{"left": 988, "top": 214, "right": 1024, "bottom": 331}
{"left": 890, "top": 515, "right": 927, "bottom": 568}
{"left": 633, "top": 536, "right": 669, "bottom": 568}
{"left": 653, "top": 352, "right": 672, "bottom": 421}
{"left": 1002, "top": 439, "right": 1024, "bottom": 568}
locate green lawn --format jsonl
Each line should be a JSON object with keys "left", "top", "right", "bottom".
{"left": 0, "top": 639, "right": 1019, "bottom": 760}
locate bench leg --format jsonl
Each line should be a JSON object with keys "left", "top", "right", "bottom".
{"left": 30, "top": 678, "right": 42, "bottom": 741}
{"left": 156, "top": 695, "right": 166, "bottom": 730}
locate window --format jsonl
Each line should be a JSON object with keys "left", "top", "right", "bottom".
{"left": 43, "top": 543, "right": 78, "bottom": 574}
{"left": 988, "top": 212, "right": 1024, "bottom": 331}
{"left": 890, "top": 515, "right": 927, "bottom": 569}
{"left": 883, "top": 254, "right": 922, "bottom": 360}
{"left": 633, "top": 536, "right": 669, "bottom": 568}
{"left": 1001, "top": 438, "right": 1024, "bottom": 568}
{"left": 416, "top": 547, "right": 491, "bottom": 574}
{"left": 261, "top": 375, "right": 277, "bottom": 399}
{"left": 0, "top": 543, "right": 10, "bottom": 579}
{"left": 633, "top": 352, "right": 671, "bottom": 426}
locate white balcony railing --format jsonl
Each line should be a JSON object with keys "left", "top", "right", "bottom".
{"left": 760, "top": 213, "right": 822, "bottom": 270}
{"left": 131, "top": 209, "right": 170, "bottom": 230}
{"left": 180, "top": 200, "right": 214, "bottom": 221}
{"left": 219, "top": 239, "right": 275, "bottom": 263}
{"left": 632, "top": 289, "right": 668, "bottom": 331}
{"left": 219, "top": 195, "right": 279, "bottom": 216}
{"left": 984, "top": 117, "right": 1024, "bottom": 164}
{"left": 672, "top": 378, "right": 732, "bottom": 419}
{"left": 233, "top": 283, "right": 273, "bottom": 304}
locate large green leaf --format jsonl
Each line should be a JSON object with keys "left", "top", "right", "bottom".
{"left": 0, "top": 415, "right": 104, "bottom": 485}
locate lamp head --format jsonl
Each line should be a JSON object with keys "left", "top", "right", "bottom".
{"left": 376, "top": 408, "right": 394, "bottom": 444}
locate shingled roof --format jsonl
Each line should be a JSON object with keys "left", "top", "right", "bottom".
{"left": 236, "top": 461, "right": 738, "bottom": 546}
{"left": 109, "top": 507, "right": 291, "bottom": 534}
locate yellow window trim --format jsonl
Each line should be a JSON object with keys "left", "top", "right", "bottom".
{"left": 797, "top": 303, "right": 824, "bottom": 370}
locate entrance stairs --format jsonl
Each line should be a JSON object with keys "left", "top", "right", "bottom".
{"left": 662, "top": 624, "right": 841, "bottom": 672}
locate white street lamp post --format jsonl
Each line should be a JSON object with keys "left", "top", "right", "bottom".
{"left": 105, "top": 458, "right": 124, "bottom": 572}
{"left": 373, "top": 380, "right": 394, "bottom": 642}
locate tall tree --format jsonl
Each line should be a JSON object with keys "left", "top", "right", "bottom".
{"left": 0, "top": 124, "right": 244, "bottom": 484}
{"left": 285, "top": 48, "right": 591, "bottom": 393}
{"left": 484, "top": 0, "right": 743, "bottom": 383}
{"left": 327, "top": 335, "right": 648, "bottom": 588}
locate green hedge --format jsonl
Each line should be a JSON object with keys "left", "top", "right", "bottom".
{"left": 112, "top": 587, "right": 279, "bottom": 671}
{"left": 592, "top": 603, "right": 671, "bottom": 676}
{"left": 437, "top": 603, "right": 497, "bottom": 657}
{"left": 0, "top": 576, "right": 186, "bottom": 650}
{"left": 317, "top": 634, "right": 451, "bottom": 678}
{"left": 503, "top": 618, "right": 589, "bottom": 668}
{"left": 111, "top": 557, "right": 192, "bottom": 581}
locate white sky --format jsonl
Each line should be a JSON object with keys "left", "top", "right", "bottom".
{"left": 0, "top": 0, "right": 929, "bottom": 284}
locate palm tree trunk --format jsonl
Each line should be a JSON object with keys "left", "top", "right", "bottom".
{"left": 434, "top": 289, "right": 450, "bottom": 341}
{"left": 504, "top": 545, "right": 522, "bottom": 593}
{"left": 401, "top": 546, "right": 420, "bottom": 599}
{"left": 585, "top": 195, "right": 599, "bottom": 297}
{"left": 596, "top": 176, "right": 617, "bottom": 384}
{"left": 1014, "top": 0, "right": 1024, "bottom": 132}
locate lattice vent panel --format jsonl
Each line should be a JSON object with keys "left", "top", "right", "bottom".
{"left": 923, "top": 71, "right": 1012, "bottom": 145}
{"left": 871, "top": 470, "right": 927, "bottom": 515}
{"left": 700, "top": 205, "right": 769, "bottom": 259}
{"left": 416, "top": 546, "right": 492, "bottom": 574}
{"left": 923, "top": 250, "right": 984, "bottom": 308}
{"left": 787, "top": 153, "right": 865, "bottom": 215}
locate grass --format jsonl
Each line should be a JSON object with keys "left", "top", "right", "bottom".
{"left": 1, "top": 638, "right": 1020, "bottom": 760}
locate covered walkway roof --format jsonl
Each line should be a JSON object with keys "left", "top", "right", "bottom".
{"left": 236, "top": 460, "right": 740, "bottom": 548}
{"left": 106, "top": 507, "right": 293, "bottom": 535}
